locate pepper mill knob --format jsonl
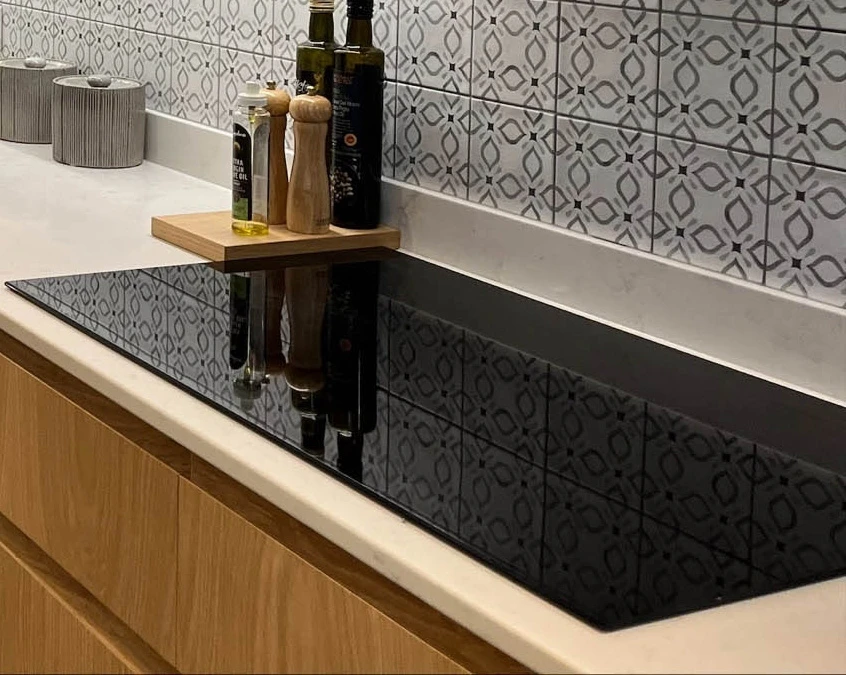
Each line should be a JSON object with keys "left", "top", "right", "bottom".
{"left": 287, "top": 91, "right": 332, "bottom": 235}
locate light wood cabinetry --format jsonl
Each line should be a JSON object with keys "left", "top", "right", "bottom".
{"left": 0, "top": 352, "right": 180, "bottom": 662}
{"left": 0, "top": 330, "right": 526, "bottom": 674}
{"left": 0, "top": 513, "right": 173, "bottom": 674}
{"left": 177, "top": 479, "right": 466, "bottom": 674}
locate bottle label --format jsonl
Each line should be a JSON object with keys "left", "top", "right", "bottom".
{"left": 331, "top": 66, "right": 384, "bottom": 227}
{"left": 232, "top": 123, "right": 252, "bottom": 221}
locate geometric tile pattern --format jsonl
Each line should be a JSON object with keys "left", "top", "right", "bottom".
{"left": 8, "top": 261, "right": 846, "bottom": 631}
{"left": 5, "top": 0, "right": 846, "bottom": 309}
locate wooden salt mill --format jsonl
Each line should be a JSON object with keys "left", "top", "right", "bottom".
{"left": 287, "top": 89, "right": 332, "bottom": 235}
{"left": 262, "top": 82, "right": 291, "bottom": 227}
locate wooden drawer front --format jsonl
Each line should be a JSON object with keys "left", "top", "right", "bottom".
{"left": 178, "top": 479, "right": 466, "bottom": 674}
{"left": 0, "top": 354, "right": 179, "bottom": 662}
{"left": 0, "top": 540, "right": 131, "bottom": 674}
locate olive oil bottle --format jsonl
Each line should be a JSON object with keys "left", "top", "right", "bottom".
{"left": 295, "top": 0, "right": 338, "bottom": 98}
{"left": 331, "top": 0, "right": 384, "bottom": 229}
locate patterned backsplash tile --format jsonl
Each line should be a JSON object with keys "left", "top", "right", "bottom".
{"left": 1, "top": 0, "right": 845, "bottom": 308}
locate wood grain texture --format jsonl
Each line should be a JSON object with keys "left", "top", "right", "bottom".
{"left": 287, "top": 94, "right": 332, "bottom": 234}
{"left": 0, "top": 351, "right": 180, "bottom": 662}
{"left": 263, "top": 85, "right": 291, "bottom": 227}
{"left": 178, "top": 478, "right": 470, "bottom": 674}
{"left": 152, "top": 211, "right": 400, "bottom": 261}
{"left": 0, "top": 513, "right": 175, "bottom": 674}
{"left": 189, "top": 457, "right": 528, "bottom": 674}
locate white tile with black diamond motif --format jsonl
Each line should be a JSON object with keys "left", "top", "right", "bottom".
{"left": 395, "top": 84, "right": 470, "bottom": 197}
{"left": 332, "top": 0, "right": 399, "bottom": 79}
{"left": 88, "top": 0, "right": 134, "bottom": 26}
{"left": 555, "top": 117, "right": 656, "bottom": 251}
{"left": 1, "top": 5, "right": 19, "bottom": 60}
{"left": 18, "top": 8, "right": 53, "bottom": 59}
{"left": 772, "top": 26, "right": 846, "bottom": 171}
{"left": 274, "top": 0, "right": 309, "bottom": 62}
{"left": 52, "top": 16, "right": 89, "bottom": 68}
{"left": 397, "top": 0, "right": 472, "bottom": 94}
{"left": 272, "top": 57, "right": 297, "bottom": 152}
{"left": 657, "top": 14, "right": 775, "bottom": 153}
{"left": 652, "top": 137, "right": 769, "bottom": 281}
{"left": 471, "top": 0, "right": 559, "bottom": 111}
{"left": 131, "top": 0, "right": 172, "bottom": 34}
{"left": 218, "top": 49, "right": 273, "bottom": 130}
{"left": 128, "top": 30, "right": 173, "bottom": 113}
{"left": 663, "top": 0, "right": 775, "bottom": 22}
{"left": 780, "top": 0, "right": 846, "bottom": 31}
{"left": 172, "top": 39, "right": 220, "bottom": 128}
{"left": 762, "top": 160, "right": 846, "bottom": 308}
{"left": 89, "top": 23, "right": 133, "bottom": 78}
{"left": 54, "top": 0, "right": 86, "bottom": 17}
{"left": 468, "top": 99, "right": 556, "bottom": 222}
{"left": 220, "top": 0, "right": 275, "bottom": 56}
{"left": 558, "top": 3, "right": 660, "bottom": 130}
{"left": 173, "top": 0, "right": 221, "bottom": 43}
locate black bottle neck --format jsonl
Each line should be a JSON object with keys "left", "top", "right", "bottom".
{"left": 345, "top": 17, "right": 373, "bottom": 47}
{"left": 308, "top": 11, "right": 335, "bottom": 43}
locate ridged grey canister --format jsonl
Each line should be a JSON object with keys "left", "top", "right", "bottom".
{"left": 52, "top": 75, "right": 146, "bottom": 169}
{"left": 0, "top": 57, "right": 77, "bottom": 143}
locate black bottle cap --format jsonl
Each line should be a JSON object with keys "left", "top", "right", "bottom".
{"left": 347, "top": 0, "right": 373, "bottom": 19}
{"left": 337, "top": 431, "right": 364, "bottom": 481}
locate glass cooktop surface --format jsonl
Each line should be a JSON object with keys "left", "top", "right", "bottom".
{"left": 8, "top": 251, "right": 846, "bottom": 631}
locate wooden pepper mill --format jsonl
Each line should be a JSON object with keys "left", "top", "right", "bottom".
{"left": 283, "top": 265, "right": 329, "bottom": 391}
{"left": 262, "top": 82, "right": 291, "bottom": 227}
{"left": 287, "top": 89, "right": 332, "bottom": 235}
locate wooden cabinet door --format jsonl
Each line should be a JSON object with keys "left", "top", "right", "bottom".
{"left": 0, "top": 354, "right": 180, "bottom": 662}
{"left": 177, "top": 479, "right": 466, "bottom": 674}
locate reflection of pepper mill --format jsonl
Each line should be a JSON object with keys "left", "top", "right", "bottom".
{"left": 284, "top": 264, "right": 330, "bottom": 454}
{"left": 265, "top": 269, "right": 286, "bottom": 376}
{"left": 263, "top": 82, "right": 291, "bottom": 227}
{"left": 287, "top": 89, "right": 332, "bottom": 234}
{"left": 230, "top": 271, "right": 267, "bottom": 410}
{"left": 327, "top": 262, "right": 378, "bottom": 436}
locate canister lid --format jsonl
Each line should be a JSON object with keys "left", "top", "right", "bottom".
{"left": 53, "top": 74, "right": 143, "bottom": 90}
{"left": 0, "top": 57, "right": 75, "bottom": 70}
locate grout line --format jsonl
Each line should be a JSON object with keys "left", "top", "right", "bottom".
{"left": 550, "top": 0, "right": 562, "bottom": 224}
{"left": 464, "top": 0, "right": 477, "bottom": 203}
{"left": 648, "top": 0, "right": 663, "bottom": 255}
{"left": 761, "top": 15, "right": 780, "bottom": 287}
{"left": 537, "top": 363, "right": 551, "bottom": 586}
{"left": 633, "top": 399, "right": 649, "bottom": 616}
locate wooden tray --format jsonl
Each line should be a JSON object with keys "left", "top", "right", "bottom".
{"left": 151, "top": 211, "right": 400, "bottom": 262}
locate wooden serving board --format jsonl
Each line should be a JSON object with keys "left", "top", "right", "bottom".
{"left": 151, "top": 211, "right": 400, "bottom": 262}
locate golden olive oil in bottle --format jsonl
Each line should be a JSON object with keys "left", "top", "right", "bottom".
{"left": 232, "top": 82, "right": 270, "bottom": 236}
{"left": 330, "top": 0, "right": 384, "bottom": 229}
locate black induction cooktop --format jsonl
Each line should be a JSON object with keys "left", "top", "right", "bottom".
{"left": 7, "top": 251, "right": 846, "bottom": 631}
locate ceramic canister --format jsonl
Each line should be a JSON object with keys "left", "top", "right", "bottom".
{"left": 0, "top": 57, "right": 77, "bottom": 144}
{"left": 52, "top": 74, "right": 146, "bottom": 169}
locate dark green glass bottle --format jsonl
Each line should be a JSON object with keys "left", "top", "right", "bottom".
{"left": 295, "top": 0, "right": 338, "bottom": 98}
{"left": 330, "top": 0, "right": 384, "bottom": 229}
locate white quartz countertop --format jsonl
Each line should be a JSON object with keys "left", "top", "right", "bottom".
{"left": 0, "top": 142, "right": 843, "bottom": 674}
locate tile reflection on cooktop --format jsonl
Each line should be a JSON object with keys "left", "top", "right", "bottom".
{"left": 7, "top": 254, "right": 846, "bottom": 631}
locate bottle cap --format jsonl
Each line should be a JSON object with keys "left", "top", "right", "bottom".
{"left": 236, "top": 80, "right": 268, "bottom": 108}
{"left": 347, "top": 0, "right": 373, "bottom": 18}
{"left": 309, "top": 0, "right": 335, "bottom": 11}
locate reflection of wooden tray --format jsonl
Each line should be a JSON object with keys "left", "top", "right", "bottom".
{"left": 151, "top": 211, "right": 401, "bottom": 262}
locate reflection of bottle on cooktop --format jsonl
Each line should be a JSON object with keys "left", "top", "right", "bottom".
{"left": 284, "top": 265, "right": 330, "bottom": 455}
{"left": 265, "top": 269, "right": 287, "bottom": 377}
{"left": 336, "top": 430, "right": 363, "bottom": 482}
{"left": 230, "top": 270, "right": 267, "bottom": 410}
{"left": 326, "top": 261, "right": 378, "bottom": 436}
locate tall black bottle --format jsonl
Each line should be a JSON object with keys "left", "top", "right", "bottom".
{"left": 330, "top": 0, "right": 384, "bottom": 229}
{"left": 326, "top": 261, "right": 378, "bottom": 479}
